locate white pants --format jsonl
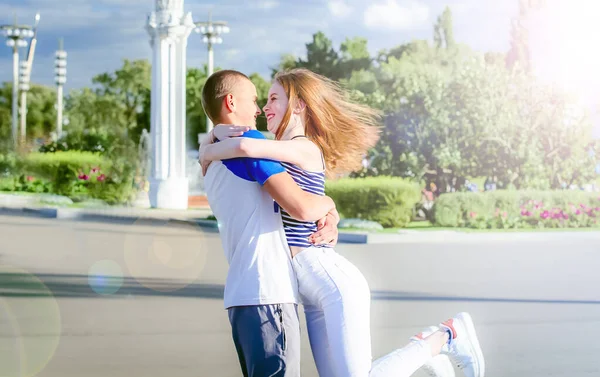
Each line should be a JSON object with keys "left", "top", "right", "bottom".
{"left": 292, "top": 247, "right": 432, "bottom": 377}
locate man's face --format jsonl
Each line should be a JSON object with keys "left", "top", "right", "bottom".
{"left": 231, "top": 78, "right": 262, "bottom": 128}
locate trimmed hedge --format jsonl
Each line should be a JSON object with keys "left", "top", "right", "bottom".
{"left": 433, "top": 190, "right": 600, "bottom": 229}
{"left": 326, "top": 176, "right": 421, "bottom": 228}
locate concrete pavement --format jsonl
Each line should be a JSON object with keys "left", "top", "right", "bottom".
{"left": 1, "top": 215, "right": 600, "bottom": 377}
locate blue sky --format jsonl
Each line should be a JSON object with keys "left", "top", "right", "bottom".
{"left": 1, "top": 0, "right": 520, "bottom": 91}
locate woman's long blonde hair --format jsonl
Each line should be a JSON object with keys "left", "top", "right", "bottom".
{"left": 273, "top": 68, "right": 381, "bottom": 177}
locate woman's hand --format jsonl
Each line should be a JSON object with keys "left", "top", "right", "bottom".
{"left": 214, "top": 124, "right": 250, "bottom": 141}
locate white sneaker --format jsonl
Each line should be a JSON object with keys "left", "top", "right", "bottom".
{"left": 411, "top": 326, "right": 455, "bottom": 377}
{"left": 439, "top": 312, "right": 485, "bottom": 377}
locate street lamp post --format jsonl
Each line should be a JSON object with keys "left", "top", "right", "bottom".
{"left": 19, "top": 12, "right": 40, "bottom": 145}
{"left": 194, "top": 13, "right": 229, "bottom": 133}
{"left": 54, "top": 38, "right": 67, "bottom": 140}
{"left": 19, "top": 60, "right": 29, "bottom": 143}
{"left": 1, "top": 15, "right": 34, "bottom": 148}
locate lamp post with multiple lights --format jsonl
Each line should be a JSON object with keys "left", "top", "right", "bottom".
{"left": 1, "top": 15, "right": 35, "bottom": 148}
{"left": 54, "top": 38, "right": 67, "bottom": 139}
{"left": 194, "top": 14, "right": 229, "bottom": 133}
{"left": 19, "top": 12, "right": 40, "bottom": 144}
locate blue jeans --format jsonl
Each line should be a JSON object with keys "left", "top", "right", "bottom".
{"left": 228, "top": 303, "right": 301, "bottom": 377}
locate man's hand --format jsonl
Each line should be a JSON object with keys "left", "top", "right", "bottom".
{"left": 309, "top": 208, "right": 340, "bottom": 246}
{"left": 214, "top": 124, "right": 249, "bottom": 140}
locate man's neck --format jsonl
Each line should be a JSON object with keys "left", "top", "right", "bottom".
{"left": 219, "top": 116, "right": 256, "bottom": 129}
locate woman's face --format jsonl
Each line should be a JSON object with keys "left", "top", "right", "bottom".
{"left": 263, "top": 82, "right": 289, "bottom": 135}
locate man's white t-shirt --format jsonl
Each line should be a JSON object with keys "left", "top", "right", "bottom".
{"left": 203, "top": 131, "right": 299, "bottom": 309}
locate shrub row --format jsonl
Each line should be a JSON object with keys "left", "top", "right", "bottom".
{"left": 326, "top": 176, "right": 421, "bottom": 228}
{"left": 0, "top": 151, "right": 136, "bottom": 205}
{"left": 432, "top": 190, "right": 600, "bottom": 229}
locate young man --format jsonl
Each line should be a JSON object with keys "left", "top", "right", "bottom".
{"left": 199, "top": 70, "right": 339, "bottom": 377}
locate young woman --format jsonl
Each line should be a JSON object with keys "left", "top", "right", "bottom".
{"left": 200, "top": 68, "right": 484, "bottom": 377}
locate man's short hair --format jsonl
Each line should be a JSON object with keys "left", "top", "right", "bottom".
{"left": 201, "top": 70, "right": 250, "bottom": 124}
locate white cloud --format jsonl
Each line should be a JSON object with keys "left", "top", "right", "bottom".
{"left": 328, "top": 0, "right": 352, "bottom": 18}
{"left": 256, "top": 1, "right": 279, "bottom": 10}
{"left": 5, "top": 0, "right": 492, "bottom": 90}
{"left": 364, "top": 0, "right": 430, "bottom": 31}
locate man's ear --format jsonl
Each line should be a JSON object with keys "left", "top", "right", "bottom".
{"left": 224, "top": 93, "right": 235, "bottom": 113}
{"left": 293, "top": 98, "right": 306, "bottom": 114}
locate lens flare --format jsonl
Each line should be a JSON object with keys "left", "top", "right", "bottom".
{"left": 0, "top": 266, "right": 61, "bottom": 377}
{"left": 88, "top": 260, "right": 124, "bottom": 295}
{"left": 123, "top": 219, "right": 209, "bottom": 292}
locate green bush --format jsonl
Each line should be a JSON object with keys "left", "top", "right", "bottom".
{"left": 38, "top": 128, "right": 132, "bottom": 156}
{"left": 0, "top": 175, "right": 53, "bottom": 194}
{"left": 20, "top": 151, "right": 136, "bottom": 204}
{"left": 0, "top": 153, "right": 18, "bottom": 176}
{"left": 0, "top": 176, "right": 16, "bottom": 191}
{"left": 326, "top": 176, "right": 421, "bottom": 228}
{"left": 86, "top": 157, "right": 137, "bottom": 205}
{"left": 433, "top": 190, "right": 600, "bottom": 229}
{"left": 22, "top": 151, "right": 110, "bottom": 197}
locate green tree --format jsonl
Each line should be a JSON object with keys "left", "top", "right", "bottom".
{"left": 186, "top": 65, "right": 209, "bottom": 148}
{"left": 377, "top": 39, "right": 432, "bottom": 64}
{"left": 506, "top": 0, "right": 546, "bottom": 71}
{"left": 338, "top": 37, "right": 372, "bottom": 75}
{"left": 0, "top": 84, "right": 11, "bottom": 152}
{"left": 0, "top": 82, "right": 56, "bottom": 146}
{"left": 92, "top": 59, "right": 151, "bottom": 142}
{"left": 484, "top": 52, "right": 506, "bottom": 66}
{"left": 271, "top": 53, "right": 298, "bottom": 77}
{"left": 297, "top": 31, "right": 340, "bottom": 80}
{"left": 434, "top": 6, "right": 455, "bottom": 49}
{"left": 273, "top": 33, "right": 372, "bottom": 82}
{"left": 24, "top": 84, "right": 57, "bottom": 139}
{"left": 66, "top": 87, "right": 125, "bottom": 134}
{"left": 370, "top": 52, "right": 490, "bottom": 191}
{"left": 249, "top": 73, "right": 270, "bottom": 131}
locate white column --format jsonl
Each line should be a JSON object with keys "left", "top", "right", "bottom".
{"left": 158, "top": 37, "right": 169, "bottom": 179}
{"left": 149, "top": 34, "right": 160, "bottom": 179}
{"left": 175, "top": 21, "right": 191, "bottom": 178}
{"left": 206, "top": 43, "right": 214, "bottom": 133}
{"left": 12, "top": 47, "right": 19, "bottom": 147}
{"left": 146, "top": 0, "right": 194, "bottom": 209}
{"left": 168, "top": 40, "right": 177, "bottom": 178}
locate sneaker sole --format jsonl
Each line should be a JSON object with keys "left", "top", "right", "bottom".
{"left": 456, "top": 312, "right": 485, "bottom": 377}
